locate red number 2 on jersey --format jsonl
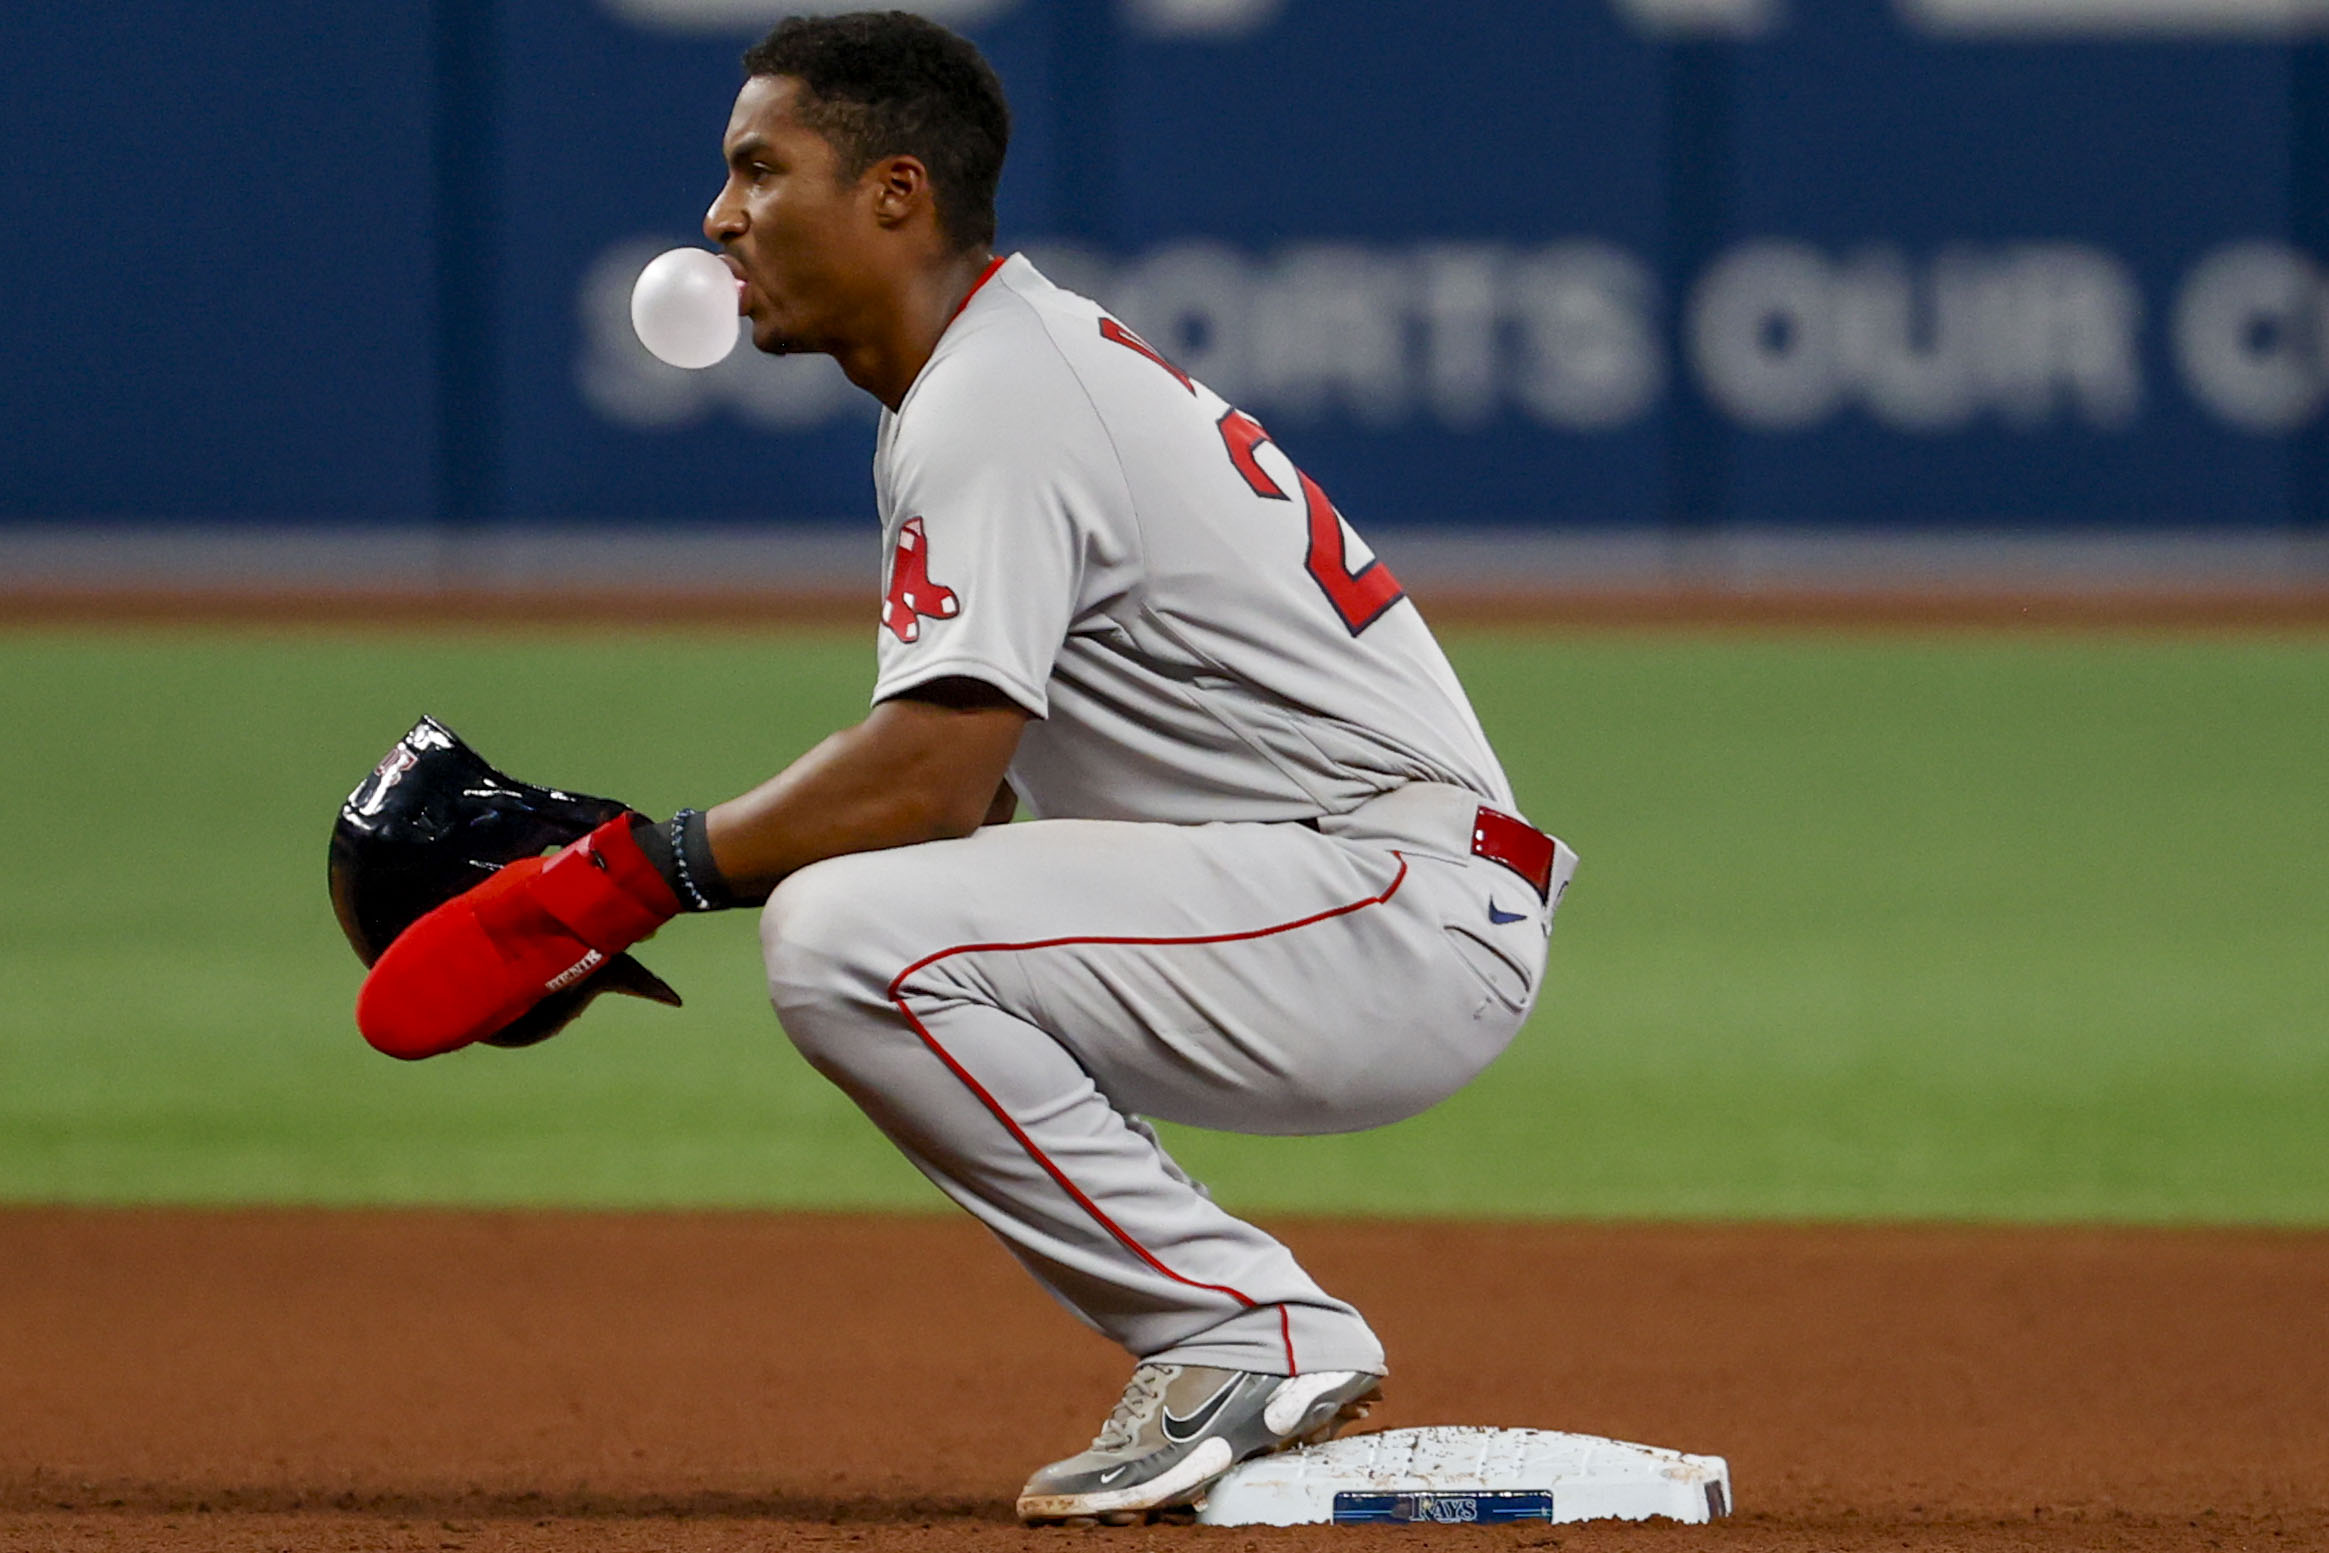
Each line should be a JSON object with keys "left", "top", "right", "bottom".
{"left": 1101, "top": 318, "right": 1405, "bottom": 636}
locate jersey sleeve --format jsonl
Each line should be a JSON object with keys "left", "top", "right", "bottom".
{"left": 870, "top": 345, "right": 1121, "bottom": 718}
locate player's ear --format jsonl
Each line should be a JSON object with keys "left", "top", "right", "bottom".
{"left": 868, "top": 154, "right": 931, "bottom": 230}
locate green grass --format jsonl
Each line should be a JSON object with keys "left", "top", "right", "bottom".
{"left": 1, "top": 626, "right": 2322, "bottom": 1223}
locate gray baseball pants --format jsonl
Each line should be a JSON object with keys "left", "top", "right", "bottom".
{"left": 760, "top": 781, "right": 1574, "bottom": 1377}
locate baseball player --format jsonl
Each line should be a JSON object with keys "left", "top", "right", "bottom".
{"left": 358, "top": 11, "right": 1575, "bottom": 1525}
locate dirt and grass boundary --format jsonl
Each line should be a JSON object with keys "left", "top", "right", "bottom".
{"left": 4, "top": 1210, "right": 2323, "bottom": 1552}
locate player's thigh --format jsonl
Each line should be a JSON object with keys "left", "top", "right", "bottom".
{"left": 761, "top": 818, "right": 1517, "bottom": 1133}
{"left": 1020, "top": 843, "right": 1539, "bottom": 1135}
{"left": 760, "top": 816, "right": 1375, "bottom": 1007}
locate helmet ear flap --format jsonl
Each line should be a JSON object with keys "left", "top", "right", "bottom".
{"left": 482, "top": 952, "right": 683, "bottom": 1048}
{"left": 329, "top": 717, "right": 682, "bottom": 1039}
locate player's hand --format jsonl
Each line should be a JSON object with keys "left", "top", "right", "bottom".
{"left": 356, "top": 815, "right": 682, "bottom": 1060}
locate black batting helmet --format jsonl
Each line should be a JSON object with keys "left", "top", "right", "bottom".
{"left": 329, "top": 716, "right": 682, "bottom": 1048}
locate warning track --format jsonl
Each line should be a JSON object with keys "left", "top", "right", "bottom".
{"left": 4, "top": 581, "right": 2328, "bottom": 631}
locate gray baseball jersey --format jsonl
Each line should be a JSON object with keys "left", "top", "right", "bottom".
{"left": 760, "top": 253, "right": 1572, "bottom": 1384}
{"left": 869, "top": 254, "right": 1517, "bottom": 825}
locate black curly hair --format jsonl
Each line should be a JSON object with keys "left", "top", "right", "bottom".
{"left": 742, "top": 12, "right": 1010, "bottom": 253}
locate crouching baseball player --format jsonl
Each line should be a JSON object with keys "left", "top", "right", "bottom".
{"left": 354, "top": 11, "right": 1575, "bottom": 1526}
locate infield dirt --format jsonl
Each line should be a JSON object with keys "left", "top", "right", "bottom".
{"left": 1, "top": 1211, "right": 2321, "bottom": 1552}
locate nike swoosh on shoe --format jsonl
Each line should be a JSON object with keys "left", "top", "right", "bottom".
{"left": 1158, "top": 1376, "right": 1241, "bottom": 1443}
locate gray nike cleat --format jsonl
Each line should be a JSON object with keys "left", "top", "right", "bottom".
{"left": 1016, "top": 1362, "right": 1382, "bottom": 1525}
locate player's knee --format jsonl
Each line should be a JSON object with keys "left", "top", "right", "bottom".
{"left": 759, "top": 855, "right": 894, "bottom": 1015}
{"left": 760, "top": 840, "right": 992, "bottom": 1078}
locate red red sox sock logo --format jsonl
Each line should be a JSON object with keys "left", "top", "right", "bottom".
{"left": 882, "top": 516, "right": 960, "bottom": 643}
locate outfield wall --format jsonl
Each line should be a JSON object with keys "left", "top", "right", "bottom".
{"left": 3, "top": 1, "right": 2325, "bottom": 559}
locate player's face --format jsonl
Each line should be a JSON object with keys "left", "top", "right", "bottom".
{"left": 705, "top": 75, "right": 883, "bottom": 356}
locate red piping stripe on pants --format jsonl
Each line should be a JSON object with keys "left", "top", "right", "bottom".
{"left": 883, "top": 855, "right": 1412, "bottom": 1377}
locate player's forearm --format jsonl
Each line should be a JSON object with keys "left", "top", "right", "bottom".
{"left": 700, "top": 693, "right": 1026, "bottom": 900}
{"left": 703, "top": 727, "right": 971, "bottom": 893}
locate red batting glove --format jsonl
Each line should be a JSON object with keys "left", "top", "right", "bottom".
{"left": 356, "top": 815, "right": 681, "bottom": 1060}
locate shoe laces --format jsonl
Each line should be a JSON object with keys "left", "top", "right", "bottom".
{"left": 1091, "top": 1363, "right": 1175, "bottom": 1453}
